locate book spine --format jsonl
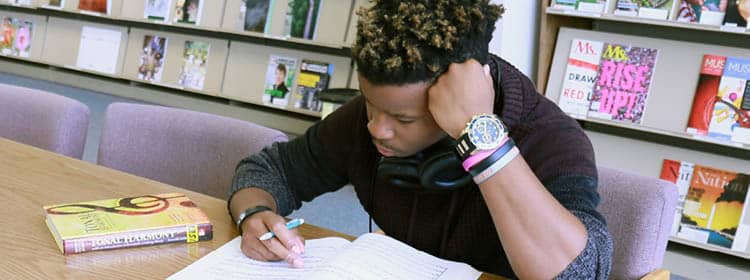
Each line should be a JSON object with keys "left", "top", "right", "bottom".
{"left": 61, "top": 223, "right": 213, "bottom": 255}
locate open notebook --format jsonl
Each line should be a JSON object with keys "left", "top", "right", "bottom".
{"left": 168, "top": 233, "right": 481, "bottom": 280}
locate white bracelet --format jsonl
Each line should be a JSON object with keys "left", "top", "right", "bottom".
{"left": 472, "top": 146, "right": 519, "bottom": 185}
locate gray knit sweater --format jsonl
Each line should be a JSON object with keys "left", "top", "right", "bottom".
{"left": 230, "top": 55, "right": 613, "bottom": 279}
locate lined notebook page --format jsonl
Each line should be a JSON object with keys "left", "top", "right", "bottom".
{"left": 307, "top": 233, "right": 481, "bottom": 280}
{"left": 167, "top": 236, "right": 349, "bottom": 280}
{"left": 168, "top": 234, "right": 480, "bottom": 280}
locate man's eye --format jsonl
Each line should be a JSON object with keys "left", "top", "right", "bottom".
{"left": 398, "top": 119, "right": 415, "bottom": 124}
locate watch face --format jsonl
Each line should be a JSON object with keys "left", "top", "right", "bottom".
{"left": 468, "top": 115, "right": 505, "bottom": 150}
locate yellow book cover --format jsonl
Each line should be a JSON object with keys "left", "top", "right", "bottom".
{"left": 44, "top": 193, "right": 212, "bottom": 254}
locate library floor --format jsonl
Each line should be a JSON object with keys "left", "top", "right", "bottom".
{"left": 2, "top": 72, "right": 748, "bottom": 279}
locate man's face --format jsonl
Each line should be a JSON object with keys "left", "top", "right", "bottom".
{"left": 275, "top": 69, "right": 286, "bottom": 85}
{"left": 359, "top": 74, "right": 446, "bottom": 158}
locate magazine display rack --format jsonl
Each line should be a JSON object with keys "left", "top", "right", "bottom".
{"left": 0, "top": 0, "right": 363, "bottom": 129}
{"left": 539, "top": 0, "right": 750, "bottom": 259}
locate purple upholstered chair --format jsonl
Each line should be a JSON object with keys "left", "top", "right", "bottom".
{"left": 597, "top": 166, "right": 678, "bottom": 280}
{"left": 97, "top": 103, "right": 288, "bottom": 199}
{"left": 0, "top": 84, "right": 90, "bottom": 159}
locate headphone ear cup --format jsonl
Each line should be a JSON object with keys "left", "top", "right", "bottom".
{"left": 419, "top": 151, "right": 472, "bottom": 190}
{"left": 376, "top": 157, "right": 421, "bottom": 189}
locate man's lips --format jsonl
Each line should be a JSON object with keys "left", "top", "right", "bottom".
{"left": 374, "top": 142, "right": 395, "bottom": 157}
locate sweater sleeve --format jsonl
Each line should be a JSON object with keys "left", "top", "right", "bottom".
{"left": 229, "top": 97, "right": 367, "bottom": 215}
{"left": 546, "top": 176, "right": 613, "bottom": 280}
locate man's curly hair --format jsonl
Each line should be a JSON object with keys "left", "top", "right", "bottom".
{"left": 352, "top": 0, "right": 504, "bottom": 85}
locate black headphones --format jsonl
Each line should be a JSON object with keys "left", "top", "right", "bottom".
{"left": 375, "top": 137, "right": 472, "bottom": 190}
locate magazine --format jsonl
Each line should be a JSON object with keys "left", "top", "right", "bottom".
{"left": 137, "top": 35, "right": 168, "bottom": 82}
{"left": 550, "top": 0, "right": 608, "bottom": 13}
{"left": 243, "top": 0, "right": 273, "bottom": 33}
{"left": 9, "top": 0, "right": 32, "bottom": 5}
{"left": 0, "top": 17, "right": 33, "bottom": 58}
{"left": 173, "top": 0, "right": 203, "bottom": 25}
{"left": 675, "top": 0, "right": 728, "bottom": 25}
{"left": 660, "top": 159, "right": 696, "bottom": 237}
{"left": 283, "top": 0, "right": 323, "bottom": 40}
{"left": 177, "top": 40, "right": 210, "bottom": 90}
{"left": 615, "top": 0, "right": 675, "bottom": 19}
{"left": 78, "top": 0, "right": 110, "bottom": 14}
{"left": 263, "top": 55, "right": 298, "bottom": 107}
{"left": 707, "top": 56, "right": 750, "bottom": 145}
{"left": 588, "top": 43, "right": 659, "bottom": 125}
{"left": 686, "top": 54, "right": 726, "bottom": 136}
{"left": 44, "top": 193, "right": 213, "bottom": 254}
{"left": 558, "top": 38, "right": 603, "bottom": 119}
{"left": 145, "top": 0, "right": 172, "bottom": 22}
{"left": 678, "top": 165, "right": 749, "bottom": 249}
{"left": 75, "top": 26, "right": 122, "bottom": 75}
{"left": 293, "top": 59, "right": 333, "bottom": 112}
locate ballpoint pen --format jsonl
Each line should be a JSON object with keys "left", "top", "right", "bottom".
{"left": 258, "top": 218, "right": 305, "bottom": 241}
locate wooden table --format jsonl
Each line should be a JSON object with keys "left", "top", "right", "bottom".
{"left": 0, "top": 137, "right": 500, "bottom": 279}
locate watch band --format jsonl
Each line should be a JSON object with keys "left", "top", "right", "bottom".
{"left": 236, "top": 205, "right": 273, "bottom": 233}
{"left": 455, "top": 132, "right": 477, "bottom": 160}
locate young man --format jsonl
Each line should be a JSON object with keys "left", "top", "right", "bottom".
{"left": 229, "top": 1, "right": 613, "bottom": 278}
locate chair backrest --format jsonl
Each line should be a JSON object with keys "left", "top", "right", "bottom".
{"left": 597, "top": 166, "right": 678, "bottom": 280}
{"left": 97, "top": 103, "right": 288, "bottom": 199}
{"left": 0, "top": 84, "right": 90, "bottom": 159}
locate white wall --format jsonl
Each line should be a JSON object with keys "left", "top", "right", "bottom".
{"left": 488, "top": 0, "right": 540, "bottom": 80}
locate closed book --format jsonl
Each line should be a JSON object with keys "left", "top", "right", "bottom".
{"left": 44, "top": 193, "right": 212, "bottom": 255}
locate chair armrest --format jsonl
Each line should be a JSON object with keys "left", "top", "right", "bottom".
{"left": 640, "top": 269, "right": 670, "bottom": 280}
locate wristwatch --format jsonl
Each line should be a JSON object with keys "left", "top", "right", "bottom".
{"left": 455, "top": 114, "right": 507, "bottom": 160}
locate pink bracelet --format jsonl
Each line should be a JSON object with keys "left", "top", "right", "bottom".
{"left": 461, "top": 138, "right": 509, "bottom": 171}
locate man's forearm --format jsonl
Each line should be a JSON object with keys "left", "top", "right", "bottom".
{"left": 229, "top": 187, "right": 279, "bottom": 221}
{"left": 478, "top": 156, "right": 588, "bottom": 279}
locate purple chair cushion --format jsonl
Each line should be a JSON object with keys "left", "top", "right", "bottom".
{"left": 97, "top": 103, "right": 288, "bottom": 199}
{"left": 597, "top": 166, "right": 678, "bottom": 280}
{"left": 0, "top": 84, "right": 90, "bottom": 159}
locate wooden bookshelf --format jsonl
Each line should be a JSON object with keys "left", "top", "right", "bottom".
{"left": 538, "top": 0, "right": 750, "bottom": 259}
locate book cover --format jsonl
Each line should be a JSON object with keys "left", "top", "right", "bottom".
{"left": 283, "top": 0, "right": 322, "bottom": 40}
{"left": 137, "top": 35, "right": 168, "bottom": 82}
{"left": 145, "top": 0, "right": 172, "bottom": 22}
{"left": 1, "top": 17, "right": 33, "bottom": 58}
{"left": 551, "top": 0, "right": 608, "bottom": 12}
{"left": 177, "top": 40, "right": 210, "bottom": 90}
{"left": 263, "top": 55, "right": 298, "bottom": 107}
{"left": 243, "top": 0, "right": 273, "bottom": 33}
{"left": 44, "top": 193, "right": 213, "bottom": 255}
{"left": 173, "top": 0, "right": 203, "bottom": 25}
{"left": 558, "top": 38, "right": 603, "bottom": 119}
{"left": 679, "top": 165, "right": 750, "bottom": 249}
{"left": 76, "top": 26, "right": 122, "bottom": 75}
{"left": 48, "top": 0, "right": 65, "bottom": 8}
{"left": 78, "top": 0, "right": 110, "bottom": 14}
{"left": 675, "top": 0, "right": 727, "bottom": 25}
{"left": 615, "top": 0, "right": 675, "bottom": 18}
{"left": 660, "top": 159, "right": 695, "bottom": 237}
{"left": 588, "top": 43, "right": 659, "bottom": 125}
{"left": 293, "top": 59, "right": 333, "bottom": 112}
{"left": 707, "top": 56, "right": 750, "bottom": 144}
{"left": 686, "top": 54, "right": 726, "bottom": 136}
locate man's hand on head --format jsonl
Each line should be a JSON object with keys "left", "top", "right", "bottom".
{"left": 427, "top": 59, "right": 496, "bottom": 139}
